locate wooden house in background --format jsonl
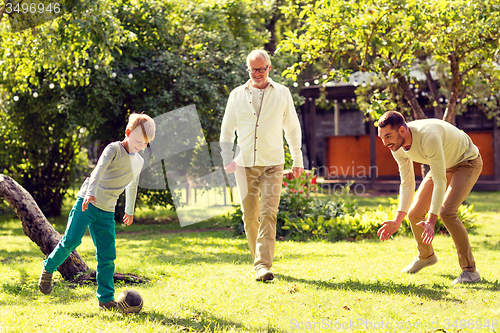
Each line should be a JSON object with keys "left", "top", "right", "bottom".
{"left": 298, "top": 75, "right": 500, "bottom": 192}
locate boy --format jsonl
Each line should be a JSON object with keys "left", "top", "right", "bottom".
{"left": 38, "top": 113, "right": 155, "bottom": 309}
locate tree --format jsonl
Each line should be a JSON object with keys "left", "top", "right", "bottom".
{"left": 0, "top": 0, "right": 268, "bottom": 217}
{"left": 0, "top": 81, "right": 95, "bottom": 216}
{"left": 63, "top": 0, "right": 268, "bottom": 215}
{"left": 278, "top": 0, "right": 500, "bottom": 123}
{"left": 0, "top": 0, "right": 125, "bottom": 91}
{"left": 0, "top": 0, "right": 129, "bottom": 216}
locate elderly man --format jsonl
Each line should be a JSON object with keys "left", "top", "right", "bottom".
{"left": 377, "top": 111, "right": 482, "bottom": 284}
{"left": 220, "top": 49, "right": 304, "bottom": 281}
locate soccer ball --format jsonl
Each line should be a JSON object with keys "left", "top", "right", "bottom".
{"left": 117, "top": 289, "right": 143, "bottom": 314}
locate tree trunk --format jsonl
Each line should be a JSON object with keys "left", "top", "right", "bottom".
{"left": 424, "top": 70, "right": 444, "bottom": 119}
{"left": 443, "top": 53, "right": 460, "bottom": 125}
{"left": 420, "top": 163, "right": 430, "bottom": 179}
{"left": 393, "top": 72, "right": 430, "bottom": 177}
{"left": 22, "top": 137, "right": 75, "bottom": 217}
{"left": 0, "top": 1, "right": 9, "bottom": 22}
{"left": 394, "top": 72, "right": 428, "bottom": 120}
{"left": 264, "top": 8, "right": 279, "bottom": 55}
{"left": 0, "top": 174, "right": 144, "bottom": 284}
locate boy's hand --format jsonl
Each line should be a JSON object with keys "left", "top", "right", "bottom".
{"left": 123, "top": 213, "right": 134, "bottom": 226}
{"left": 82, "top": 195, "right": 97, "bottom": 211}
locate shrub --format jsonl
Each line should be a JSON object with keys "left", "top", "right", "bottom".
{"left": 225, "top": 172, "right": 358, "bottom": 239}
{"left": 397, "top": 198, "right": 477, "bottom": 235}
{"left": 224, "top": 174, "right": 478, "bottom": 241}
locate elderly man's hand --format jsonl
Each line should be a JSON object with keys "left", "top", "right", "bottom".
{"left": 224, "top": 161, "right": 237, "bottom": 174}
{"left": 292, "top": 167, "right": 304, "bottom": 178}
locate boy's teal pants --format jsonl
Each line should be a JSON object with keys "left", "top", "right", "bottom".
{"left": 43, "top": 197, "right": 116, "bottom": 304}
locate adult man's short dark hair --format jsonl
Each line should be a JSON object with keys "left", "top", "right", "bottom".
{"left": 378, "top": 111, "right": 407, "bottom": 130}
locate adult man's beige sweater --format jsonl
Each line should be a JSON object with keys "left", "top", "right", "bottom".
{"left": 392, "top": 119, "right": 479, "bottom": 216}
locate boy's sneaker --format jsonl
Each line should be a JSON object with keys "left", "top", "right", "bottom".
{"left": 99, "top": 300, "right": 118, "bottom": 310}
{"left": 452, "top": 271, "right": 481, "bottom": 284}
{"left": 401, "top": 255, "right": 438, "bottom": 274}
{"left": 255, "top": 267, "right": 274, "bottom": 282}
{"left": 38, "top": 268, "right": 53, "bottom": 295}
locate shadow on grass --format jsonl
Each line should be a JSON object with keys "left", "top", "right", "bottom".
{"left": 116, "top": 232, "right": 348, "bottom": 267}
{"left": 0, "top": 249, "right": 41, "bottom": 264}
{"left": 64, "top": 307, "right": 286, "bottom": 332}
{"left": 438, "top": 274, "right": 500, "bottom": 291}
{"left": 0, "top": 279, "right": 95, "bottom": 306}
{"left": 278, "top": 274, "right": 463, "bottom": 302}
{"left": 116, "top": 232, "right": 253, "bottom": 266}
{"left": 476, "top": 239, "right": 500, "bottom": 251}
{"left": 0, "top": 223, "right": 26, "bottom": 236}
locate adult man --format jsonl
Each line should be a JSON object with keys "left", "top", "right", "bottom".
{"left": 220, "top": 50, "right": 304, "bottom": 282}
{"left": 377, "top": 111, "right": 482, "bottom": 284}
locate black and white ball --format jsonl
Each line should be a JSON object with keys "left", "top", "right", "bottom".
{"left": 117, "top": 289, "right": 143, "bottom": 314}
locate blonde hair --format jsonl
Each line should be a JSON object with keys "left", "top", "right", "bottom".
{"left": 127, "top": 113, "right": 156, "bottom": 143}
{"left": 246, "top": 49, "right": 271, "bottom": 68}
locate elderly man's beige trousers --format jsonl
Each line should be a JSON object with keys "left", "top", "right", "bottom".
{"left": 235, "top": 164, "right": 284, "bottom": 270}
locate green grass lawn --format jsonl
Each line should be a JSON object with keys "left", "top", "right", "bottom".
{"left": 0, "top": 192, "right": 499, "bottom": 332}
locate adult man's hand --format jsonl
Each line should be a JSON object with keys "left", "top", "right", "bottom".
{"left": 377, "top": 219, "right": 402, "bottom": 241}
{"left": 377, "top": 211, "right": 406, "bottom": 241}
{"left": 292, "top": 167, "right": 304, "bottom": 178}
{"left": 416, "top": 213, "right": 437, "bottom": 244}
{"left": 224, "top": 161, "right": 237, "bottom": 174}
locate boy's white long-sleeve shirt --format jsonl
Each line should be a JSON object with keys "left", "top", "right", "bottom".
{"left": 392, "top": 119, "right": 479, "bottom": 216}
{"left": 77, "top": 141, "right": 144, "bottom": 215}
{"left": 219, "top": 78, "right": 304, "bottom": 168}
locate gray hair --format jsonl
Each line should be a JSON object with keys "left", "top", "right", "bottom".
{"left": 246, "top": 50, "right": 271, "bottom": 68}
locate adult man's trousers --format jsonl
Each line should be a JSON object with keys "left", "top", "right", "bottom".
{"left": 235, "top": 164, "right": 284, "bottom": 271}
{"left": 407, "top": 154, "right": 483, "bottom": 272}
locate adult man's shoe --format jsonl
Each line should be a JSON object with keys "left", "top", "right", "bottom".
{"left": 38, "top": 268, "right": 53, "bottom": 295}
{"left": 99, "top": 300, "right": 118, "bottom": 310}
{"left": 452, "top": 271, "right": 481, "bottom": 284}
{"left": 401, "top": 255, "right": 438, "bottom": 274}
{"left": 255, "top": 267, "right": 274, "bottom": 282}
